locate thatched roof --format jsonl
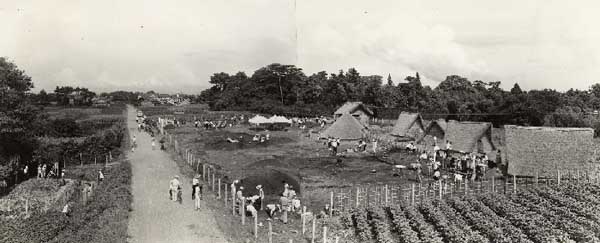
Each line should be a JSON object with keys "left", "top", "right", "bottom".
{"left": 391, "top": 112, "right": 424, "bottom": 138}
{"left": 445, "top": 120, "right": 494, "bottom": 153}
{"left": 504, "top": 125, "right": 596, "bottom": 177}
{"left": 320, "top": 113, "right": 367, "bottom": 140}
{"left": 334, "top": 102, "right": 374, "bottom": 116}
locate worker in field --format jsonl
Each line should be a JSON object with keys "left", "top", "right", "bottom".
{"left": 372, "top": 139, "right": 378, "bottom": 153}
{"left": 37, "top": 164, "right": 42, "bottom": 178}
{"left": 98, "top": 170, "right": 104, "bottom": 183}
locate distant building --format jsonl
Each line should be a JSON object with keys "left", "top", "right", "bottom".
{"left": 391, "top": 112, "right": 425, "bottom": 141}
{"left": 333, "top": 101, "right": 374, "bottom": 125}
{"left": 504, "top": 125, "right": 597, "bottom": 177}
{"left": 91, "top": 97, "right": 111, "bottom": 107}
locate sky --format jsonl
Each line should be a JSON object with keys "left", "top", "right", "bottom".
{"left": 1, "top": 0, "right": 600, "bottom": 93}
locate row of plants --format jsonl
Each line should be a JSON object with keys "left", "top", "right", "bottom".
{"left": 0, "top": 158, "right": 132, "bottom": 243}
{"left": 366, "top": 206, "right": 394, "bottom": 243}
{"left": 530, "top": 186, "right": 600, "bottom": 223}
{"left": 510, "top": 190, "right": 600, "bottom": 242}
{"left": 399, "top": 201, "right": 443, "bottom": 243}
{"left": 386, "top": 206, "right": 420, "bottom": 243}
{"left": 430, "top": 199, "right": 488, "bottom": 243}
{"left": 479, "top": 193, "right": 571, "bottom": 243}
{"left": 447, "top": 195, "right": 532, "bottom": 243}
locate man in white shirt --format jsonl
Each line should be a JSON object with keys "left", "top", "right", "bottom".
{"left": 192, "top": 175, "right": 200, "bottom": 200}
{"left": 170, "top": 175, "right": 181, "bottom": 201}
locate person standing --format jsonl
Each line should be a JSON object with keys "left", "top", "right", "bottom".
{"left": 98, "top": 170, "right": 104, "bottom": 183}
{"left": 37, "top": 164, "right": 42, "bottom": 178}
{"left": 170, "top": 175, "right": 181, "bottom": 201}
{"left": 192, "top": 175, "right": 200, "bottom": 200}
{"left": 194, "top": 185, "right": 201, "bottom": 210}
{"left": 151, "top": 138, "right": 156, "bottom": 150}
{"left": 257, "top": 185, "right": 264, "bottom": 210}
{"left": 372, "top": 139, "right": 378, "bottom": 153}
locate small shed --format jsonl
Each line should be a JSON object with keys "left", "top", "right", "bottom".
{"left": 391, "top": 112, "right": 425, "bottom": 141}
{"left": 445, "top": 120, "right": 495, "bottom": 155}
{"left": 334, "top": 102, "right": 374, "bottom": 125}
{"left": 504, "top": 125, "right": 597, "bottom": 177}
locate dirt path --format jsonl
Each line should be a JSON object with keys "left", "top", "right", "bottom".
{"left": 126, "top": 105, "right": 228, "bottom": 243}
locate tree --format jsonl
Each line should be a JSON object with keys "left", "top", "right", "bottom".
{"left": 387, "top": 74, "right": 393, "bottom": 86}
{"left": 0, "top": 58, "right": 41, "bottom": 183}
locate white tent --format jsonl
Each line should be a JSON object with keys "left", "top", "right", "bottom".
{"left": 269, "top": 115, "right": 292, "bottom": 124}
{"left": 248, "top": 115, "right": 269, "bottom": 125}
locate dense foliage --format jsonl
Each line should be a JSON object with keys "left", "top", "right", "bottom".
{"left": 200, "top": 63, "right": 600, "bottom": 130}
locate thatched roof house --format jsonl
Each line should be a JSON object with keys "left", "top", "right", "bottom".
{"left": 504, "top": 125, "right": 596, "bottom": 177}
{"left": 391, "top": 112, "right": 425, "bottom": 141}
{"left": 445, "top": 120, "right": 495, "bottom": 154}
{"left": 320, "top": 113, "right": 368, "bottom": 140}
{"left": 334, "top": 102, "right": 374, "bottom": 125}
{"left": 419, "top": 119, "right": 447, "bottom": 145}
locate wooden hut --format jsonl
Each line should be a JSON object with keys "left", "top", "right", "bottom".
{"left": 419, "top": 119, "right": 447, "bottom": 146}
{"left": 320, "top": 113, "right": 368, "bottom": 140}
{"left": 445, "top": 120, "right": 495, "bottom": 154}
{"left": 391, "top": 112, "right": 425, "bottom": 141}
{"left": 333, "top": 102, "right": 374, "bottom": 125}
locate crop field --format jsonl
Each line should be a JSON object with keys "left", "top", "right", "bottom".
{"left": 341, "top": 183, "right": 600, "bottom": 243}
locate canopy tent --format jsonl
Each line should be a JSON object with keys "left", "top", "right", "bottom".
{"left": 268, "top": 115, "right": 292, "bottom": 124}
{"left": 248, "top": 115, "right": 270, "bottom": 125}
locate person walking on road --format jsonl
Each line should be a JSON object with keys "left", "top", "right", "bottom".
{"left": 170, "top": 175, "right": 181, "bottom": 201}
{"left": 194, "top": 185, "right": 201, "bottom": 210}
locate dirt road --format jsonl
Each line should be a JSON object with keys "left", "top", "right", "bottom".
{"left": 126, "top": 106, "right": 228, "bottom": 243}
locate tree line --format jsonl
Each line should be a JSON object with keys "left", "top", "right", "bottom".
{"left": 199, "top": 63, "right": 600, "bottom": 133}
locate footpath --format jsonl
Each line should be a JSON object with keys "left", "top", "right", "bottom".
{"left": 126, "top": 105, "right": 228, "bottom": 243}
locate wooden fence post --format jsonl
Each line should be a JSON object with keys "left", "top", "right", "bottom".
{"left": 385, "top": 185, "right": 389, "bottom": 206}
{"left": 323, "top": 226, "right": 328, "bottom": 243}
{"left": 94, "top": 156, "right": 97, "bottom": 165}
{"left": 224, "top": 183, "right": 228, "bottom": 207}
{"left": 80, "top": 153, "right": 83, "bottom": 166}
{"left": 491, "top": 176, "right": 495, "bottom": 194}
{"left": 203, "top": 164, "right": 206, "bottom": 181}
{"left": 329, "top": 192, "right": 334, "bottom": 217}
{"left": 212, "top": 172, "right": 215, "bottom": 192}
{"left": 254, "top": 215, "right": 258, "bottom": 239}
{"left": 577, "top": 169, "right": 580, "bottom": 184}
{"left": 557, "top": 170, "right": 561, "bottom": 186}
{"left": 465, "top": 179, "right": 468, "bottom": 195}
{"left": 355, "top": 187, "right": 359, "bottom": 208}
{"left": 241, "top": 197, "right": 246, "bottom": 225}
{"left": 218, "top": 179, "right": 221, "bottom": 199}
{"left": 268, "top": 221, "right": 273, "bottom": 243}
{"left": 439, "top": 180, "right": 442, "bottom": 200}
{"left": 410, "top": 184, "right": 415, "bottom": 205}
{"left": 302, "top": 206, "right": 307, "bottom": 234}
{"left": 513, "top": 175, "right": 517, "bottom": 193}
{"left": 311, "top": 218, "right": 316, "bottom": 243}
{"left": 25, "top": 199, "right": 28, "bottom": 215}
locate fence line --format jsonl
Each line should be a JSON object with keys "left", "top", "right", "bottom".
{"left": 166, "top": 133, "right": 600, "bottom": 242}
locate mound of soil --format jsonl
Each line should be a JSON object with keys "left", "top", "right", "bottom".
{"left": 202, "top": 131, "right": 294, "bottom": 151}
{"left": 239, "top": 169, "right": 301, "bottom": 197}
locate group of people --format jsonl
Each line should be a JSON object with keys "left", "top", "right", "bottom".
{"left": 168, "top": 174, "right": 204, "bottom": 211}
{"left": 37, "top": 163, "right": 61, "bottom": 179}
{"left": 252, "top": 133, "right": 270, "bottom": 143}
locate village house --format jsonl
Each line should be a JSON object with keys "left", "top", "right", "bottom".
{"left": 504, "top": 125, "right": 597, "bottom": 178}
{"left": 391, "top": 112, "right": 425, "bottom": 141}
{"left": 444, "top": 120, "right": 495, "bottom": 155}
{"left": 320, "top": 113, "right": 368, "bottom": 140}
{"left": 333, "top": 101, "right": 374, "bottom": 125}
{"left": 91, "top": 97, "right": 111, "bottom": 107}
{"left": 419, "top": 119, "right": 447, "bottom": 146}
